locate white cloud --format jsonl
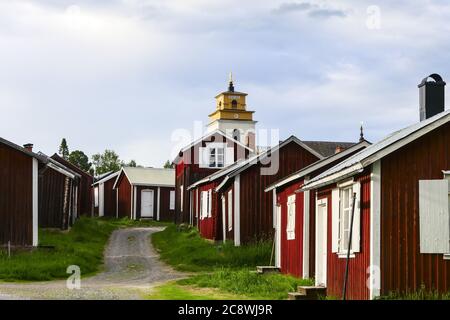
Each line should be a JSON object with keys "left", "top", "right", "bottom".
{"left": 0, "top": 0, "right": 449, "bottom": 167}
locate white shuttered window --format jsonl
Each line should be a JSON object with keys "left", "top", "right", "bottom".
{"left": 286, "top": 195, "right": 296, "bottom": 240}
{"left": 419, "top": 179, "right": 450, "bottom": 254}
{"left": 331, "top": 181, "right": 361, "bottom": 255}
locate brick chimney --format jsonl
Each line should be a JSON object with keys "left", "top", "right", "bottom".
{"left": 335, "top": 145, "right": 344, "bottom": 154}
{"left": 23, "top": 143, "right": 33, "bottom": 152}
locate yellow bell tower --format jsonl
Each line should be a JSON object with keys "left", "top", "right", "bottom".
{"left": 207, "top": 73, "right": 257, "bottom": 151}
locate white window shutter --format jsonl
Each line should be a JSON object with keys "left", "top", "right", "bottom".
{"left": 225, "top": 147, "right": 234, "bottom": 166}
{"left": 351, "top": 182, "right": 361, "bottom": 253}
{"left": 202, "top": 191, "right": 208, "bottom": 219}
{"left": 419, "top": 180, "right": 450, "bottom": 254}
{"left": 331, "top": 188, "right": 340, "bottom": 253}
{"left": 208, "top": 190, "right": 212, "bottom": 217}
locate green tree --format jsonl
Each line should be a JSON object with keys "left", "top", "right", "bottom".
{"left": 125, "top": 160, "right": 137, "bottom": 167}
{"left": 163, "top": 160, "right": 174, "bottom": 169}
{"left": 58, "top": 138, "right": 69, "bottom": 159}
{"left": 68, "top": 150, "right": 91, "bottom": 173}
{"left": 92, "top": 150, "right": 122, "bottom": 175}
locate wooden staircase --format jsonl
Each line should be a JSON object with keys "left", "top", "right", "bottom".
{"left": 288, "top": 286, "right": 327, "bottom": 300}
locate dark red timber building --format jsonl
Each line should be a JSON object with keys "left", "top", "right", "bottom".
{"left": 38, "top": 153, "right": 81, "bottom": 230}
{"left": 51, "top": 153, "right": 94, "bottom": 217}
{"left": 0, "top": 139, "right": 45, "bottom": 246}
{"left": 264, "top": 139, "right": 370, "bottom": 279}
{"left": 93, "top": 171, "right": 119, "bottom": 218}
{"left": 302, "top": 74, "right": 450, "bottom": 300}
{"left": 189, "top": 136, "right": 353, "bottom": 245}
{"left": 113, "top": 167, "right": 175, "bottom": 221}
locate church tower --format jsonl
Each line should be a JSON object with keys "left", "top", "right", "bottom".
{"left": 207, "top": 73, "right": 257, "bottom": 151}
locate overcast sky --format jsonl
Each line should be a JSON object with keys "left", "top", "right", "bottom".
{"left": 1, "top": 0, "right": 449, "bottom": 167}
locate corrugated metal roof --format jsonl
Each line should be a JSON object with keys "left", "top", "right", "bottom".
{"left": 304, "top": 109, "right": 450, "bottom": 189}
{"left": 122, "top": 167, "right": 175, "bottom": 187}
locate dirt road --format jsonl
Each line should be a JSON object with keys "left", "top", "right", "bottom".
{"left": 0, "top": 227, "right": 184, "bottom": 300}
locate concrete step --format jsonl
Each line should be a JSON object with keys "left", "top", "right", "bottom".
{"left": 288, "top": 292, "right": 310, "bottom": 300}
{"left": 256, "top": 266, "right": 280, "bottom": 274}
{"left": 297, "top": 286, "right": 327, "bottom": 299}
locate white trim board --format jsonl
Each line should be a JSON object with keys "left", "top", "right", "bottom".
{"left": 32, "top": 158, "right": 39, "bottom": 247}
{"left": 369, "top": 161, "right": 381, "bottom": 300}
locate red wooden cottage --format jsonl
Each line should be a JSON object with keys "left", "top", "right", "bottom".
{"left": 302, "top": 74, "right": 450, "bottom": 300}
{"left": 0, "top": 139, "right": 45, "bottom": 246}
{"left": 188, "top": 136, "right": 359, "bottom": 245}
{"left": 264, "top": 140, "right": 370, "bottom": 279}
{"left": 38, "top": 153, "right": 81, "bottom": 230}
{"left": 174, "top": 129, "right": 252, "bottom": 225}
{"left": 51, "top": 153, "right": 94, "bottom": 217}
{"left": 113, "top": 167, "right": 175, "bottom": 221}
{"left": 93, "top": 171, "right": 119, "bottom": 218}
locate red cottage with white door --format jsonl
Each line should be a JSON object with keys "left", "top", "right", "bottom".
{"left": 113, "top": 167, "right": 175, "bottom": 221}
{"left": 264, "top": 140, "right": 370, "bottom": 279}
{"left": 302, "top": 74, "right": 450, "bottom": 300}
{"left": 189, "top": 136, "right": 349, "bottom": 245}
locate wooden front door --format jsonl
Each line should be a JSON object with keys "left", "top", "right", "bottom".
{"left": 141, "top": 190, "right": 154, "bottom": 218}
{"left": 316, "top": 199, "right": 328, "bottom": 287}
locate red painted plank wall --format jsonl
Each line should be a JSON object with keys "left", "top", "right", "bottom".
{"left": 380, "top": 122, "right": 450, "bottom": 295}
{"left": 0, "top": 143, "right": 33, "bottom": 246}
{"left": 197, "top": 182, "right": 220, "bottom": 240}
{"left": 277, "top": 180, "right": 304, "bottom": 277}
{"left": 319, "top": 171, "right": 371, "bottom": 300}
{"left": 116, "top": 173, "right": 132, "bottom": 218}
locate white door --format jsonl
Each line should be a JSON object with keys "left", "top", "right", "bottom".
{"left": 99, "top": 183, "right": 105, "bottom": 217}
{"left": 141, "top": 190, "right": 154, "bottom": 218}
{"left": 315, "top": 200, "right": 328, "bottom": 287}
{"left": 275, "top": 205, "right": 281, "bottom": 268}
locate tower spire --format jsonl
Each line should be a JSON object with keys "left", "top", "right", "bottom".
{"left": 228, "top": 72, "right": 234, "bottom": 92}
{"left": 359, "top": 122, "right": 365, "bottom": 142}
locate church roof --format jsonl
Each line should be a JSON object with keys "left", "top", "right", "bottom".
{"left": 303, "top": 140, "right": 357, "bottom": 157}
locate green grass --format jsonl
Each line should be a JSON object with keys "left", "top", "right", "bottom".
{"left": 178, "top": 269, "right": 313, "bottom": 300}
{"left": 146, "top": 282, "right": 251, "bottom": 300}
{"left": 151, "top": 224, "right": 272, "bottom": 272}
{"left": 151, "top": 224, "right": 313, "bottom": 300}
{"left": 0, "top": 217, "right": 169, "bottom": 282}
{"left": 378, "top": 285, "right": 450, "bottom": 300}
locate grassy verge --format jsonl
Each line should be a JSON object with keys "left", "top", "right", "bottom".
{"left": 151, "top": 224, "right": 271, "bottom": 272}
{"left": 151, "top": 224, "right": 313, "bottom": 300}
{"left": 147, "top": 282, "right": 253, "bottom": 300}
{"left": 0, "top": 217, "right": 169, "bottom": 281}
{"left": 378, "top": 286, "right": 450, "bottom": 300}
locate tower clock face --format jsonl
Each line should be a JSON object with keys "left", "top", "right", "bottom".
{"left": 234, "top": 113, "right": 239, "bottom": 119}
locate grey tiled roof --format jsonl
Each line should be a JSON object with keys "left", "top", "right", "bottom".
{"left": 302, "top": 141, "right": 357, "bottom": 157}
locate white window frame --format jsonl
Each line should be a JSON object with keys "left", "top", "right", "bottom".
{"left": 94, "top": 186, "right": 99, "bottom": 208}
{"left": 333, "top": 180, "right": 361, "bottom": 258}
{"left": 445, "top": 171, "right": 450, "bottom": 260}
{"left": 199, "top": 143, "right": 227, "bottom": 168}
{"left": 180, "top": 185, "right": 184, "bottom": 212}
{"left": 286, "top": 194, "right": 296, "bottom": 240}
{"left": 228, "top": 190, "right": 233, "bottom": 231}
{"left": 339, "top": 186, "right": 353, "bottom": 255}
{"left": 208, "top": 189, "right": 212, "bottom": 218}
{"left": 169, "top": 190, "right": 175, "bottom": 210}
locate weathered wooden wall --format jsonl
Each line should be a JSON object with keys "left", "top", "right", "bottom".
{"left": 0, "top": 143, "right": 33, "bottom": 246}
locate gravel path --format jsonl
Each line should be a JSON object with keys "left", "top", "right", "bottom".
{"left": 0, "top": 227, "right": 185, "bottom": 300}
